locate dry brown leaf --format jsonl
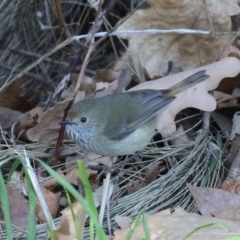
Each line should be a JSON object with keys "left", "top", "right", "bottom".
{"left": 114, "top": 207, "right": 240, "bottom": 240}
{"left": 5, "top": 186, "right": 30, "bottom": 228}
{"left": 26, "top": 100, "right": 70, "bottom": 142}
{"left": 0, "top": 106, "right": 22, "bottom": 129}
{"left": 40, "top": 168, "right": 96, "bottom": 190}
{"left": 53, "top": 188, "right": 103, "bottom": 239}
{"left": 131, "top": 57, "right": 240, "bottom": 136}
{"left": 188, "top": 184, "right": 240, "bottom": 219}
{"left": 214, "top": 91, "right": 240, "bottom": 108}
{"left": 96, "top": 69, "right": 120, "bottom": 83}
{"left": 115, "top": 0, "right": 240, "bottom": 77}
{"left": 54, "top": 202, "right": 86, "bottom": 240}
{"left": 40, "top": 169, "right": 64, "bottom": 190}
{"left": 71, "top": 74, "right": 96, "bottom": 95}
{"left": 146, "top": 163, "right": 159, "bottom": 184}
{"left": 15, "top": 106, "right": 44, "bottom": 140}
{"left": 217, "top": 45, "right": 240, "bottom": 60}
{"left": 36, "top": 187, "right": 59, "bottom": 222}
{"left": 0, "top": 78, "right": 35, "bottom": 112}
{"left": 127, "top": 179, "right": 146, "bottom": 194}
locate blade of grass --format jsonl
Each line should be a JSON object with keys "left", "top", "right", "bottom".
{"left": 77, "top": 160, "right": 98, "bottom": 240}
{"left": 7, "top": 158, "right": 21, "bottom": 182}
{"left": 38, "top": 160, "right": 107, "bottom": 240}
{"left": 182, "top": 222, "right": 228, "bottom": 240}
{"left": 25, "top": 170, "right": 37, "bottom": 240}
{"left": 0, "top": 170, "right": 13, "bottom": 239}
{"left": 77, "top": 161, "right": 98, "bottom": 218}
{"left": 65, "top": 190, "right": 82, "bottom": 240}
{"left": 126, "top": 213, "right": 142, "bottom": 240}
{"left": 142, "top": 213, "right": 151, "bottom": 240}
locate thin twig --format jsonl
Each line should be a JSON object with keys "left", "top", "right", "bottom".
{"left": 52, "top": 1, "right": 104, "bottom": 161}
{"left": 54, "top": 0, "right": 70, "bottom": 40}
{"left": 8, "top": 28, "right": 235, "bottom": 84}
{"left": 0, "top": 63, "right": 55, "bottom": 89}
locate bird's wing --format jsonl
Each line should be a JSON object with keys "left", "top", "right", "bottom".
{"left": 110, "top": 90, "right": 175, "bottom": 140}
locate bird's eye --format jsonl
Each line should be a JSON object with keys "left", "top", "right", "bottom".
{"left": 80, "top": 117, "right": 87, "bottom": 123}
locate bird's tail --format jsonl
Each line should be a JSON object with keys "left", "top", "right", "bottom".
{"left": 161, "top": 70, "right": 209, "bottom": 97}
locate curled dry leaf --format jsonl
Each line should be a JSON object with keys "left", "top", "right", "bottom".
{"left": 217, "top": 45, "right": 240, "bottom": 60}
{"left": 214, "top": 91, "right": 240, "bottom": 108}
{"left": 15, "top": 106, "right": 44, "bottom": 141}
{"left": 26, "top": 100, "right": 70, "bottom": 142}
{"left": 115, "top": 0, "right": 240, "bottom": 77}
{"left": 54, "top": 202, "right": 86, "bottom": 240}
{"left": 36, "top": 187, "right": 59, "bottom": 222}
{"left": 130, "top": 57, "right": 240, "bottom": 136}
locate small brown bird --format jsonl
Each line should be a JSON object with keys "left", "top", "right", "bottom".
{"left": 60, "top": 70, "right": 209, "bottom": 156}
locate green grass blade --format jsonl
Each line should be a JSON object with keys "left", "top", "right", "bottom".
{"left": 38, "top": 160, "right": 107, "bottom": 240}
{"left": 182, "top": 222, "right": 228, "bottom": 240}
{"left": 66, "top": 190, "right": 82, "bottom": 240}
{"left": 142, "top": 213, "right": 151, "bottom": 240}
{"left": 126, "top": 213, "right": 142, "bottom": 240}
{"left": 77, "top": 161, "right": 98, "bottom": 218}
{"left": 77, "top": 161, "right": 98, "bottom": 240}
{"left": 25, "top": 170, "right": 37, "bottom": 240}
{"left": 7, "top": 158, "right": 21, "bottom": 182}
{"left": 0, "top": 170, "right": 13, "bottom": 239}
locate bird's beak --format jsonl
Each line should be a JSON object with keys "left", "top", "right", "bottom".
{"left": 59, "top": 120, "right": 77, "bottom": 125}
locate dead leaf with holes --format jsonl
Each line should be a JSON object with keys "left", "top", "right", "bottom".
{"left": 115, "top": 0, "right": 240, "bottom": 77}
